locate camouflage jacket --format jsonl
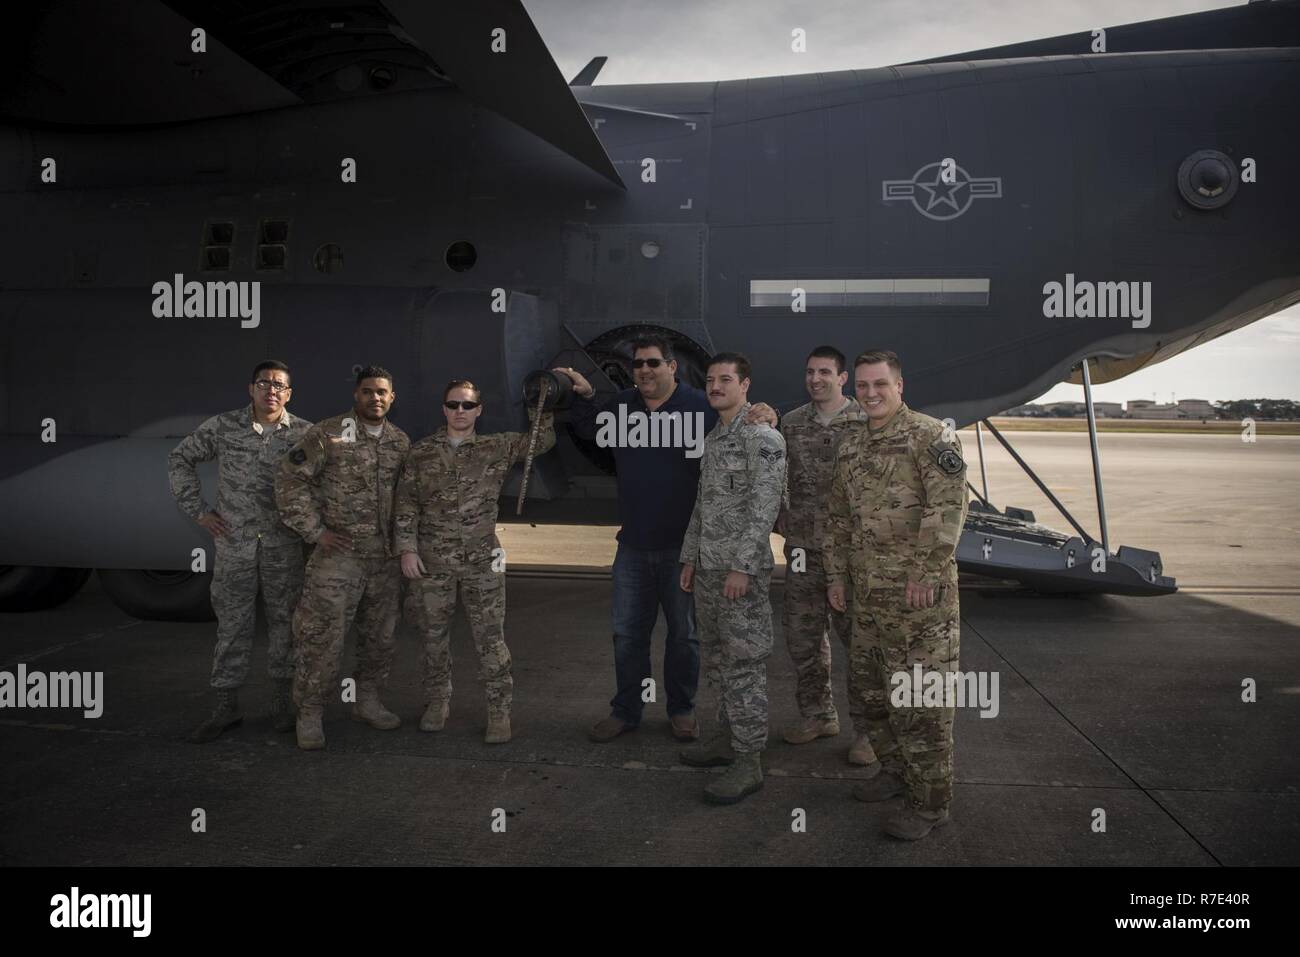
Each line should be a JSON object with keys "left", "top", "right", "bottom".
{"left": 167, "top": 405, "right": 312, "bottom": 546}
{"left": 275, "top": 412, "right": 411, "bottom": 557}
{"left": 778, "top": 398, "right": 868, "bottom": 554}
{"left": 680, "top": 402, "right": 787, "bottom": 574}
{"left": 824, "top": 403, "right": 968, "bottom": 589}
{"left": 393, "top": 411, "right": 555, "bottom": 566}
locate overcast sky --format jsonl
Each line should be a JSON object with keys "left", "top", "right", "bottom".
{"left": 526, "top": 0, "right": 1299, "bottom": 404}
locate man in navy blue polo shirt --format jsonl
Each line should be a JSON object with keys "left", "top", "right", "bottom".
{"left": 556, "top": 336, "right": 776, "bottom": 743}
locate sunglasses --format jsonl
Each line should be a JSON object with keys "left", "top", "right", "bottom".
{"left": 631, "top": 358, "right": 666, "bottom": 369}
{"left": 444, "top": 400, "right": 480, "bottom": 410}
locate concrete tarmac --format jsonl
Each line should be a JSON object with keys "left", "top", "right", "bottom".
{"left": 1, "top": 432, "right": 1297, "bottom": 865}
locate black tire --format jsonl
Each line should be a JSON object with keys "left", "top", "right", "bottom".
{"left": 0, "top": 566, "right": 92, "bottom": 612}
{"left": 97, "top": 568, "right": 215, "bottom": 622}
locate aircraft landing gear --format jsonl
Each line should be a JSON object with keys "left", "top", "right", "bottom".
{"left": 96, "top": 568, "right": 215, "bottom": 621}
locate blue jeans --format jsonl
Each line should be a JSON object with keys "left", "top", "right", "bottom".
{"left": 609, "top": 543, "right": 700, "bottom": 725}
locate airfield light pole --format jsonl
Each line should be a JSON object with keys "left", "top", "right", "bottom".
{"left": 975, "top": 422, "right": 990, "bottom": 502}
{"left": 1080, "top": 358, "right": 1110, "bottom": 554}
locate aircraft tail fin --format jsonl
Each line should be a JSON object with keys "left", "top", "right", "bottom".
{"left": 909, "top": 0, "right": 1300, "bottom": 64}
{"left": 570, "top": 57, "right": 608, "bottom": 86}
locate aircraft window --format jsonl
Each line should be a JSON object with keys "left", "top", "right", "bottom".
{"left": 749, "top": 278, "right": 988, "bottom": 307}
{"left": 201, "top": 221, "right": 234, "bottom": 272}
{"left": 257, "top": 245, "right": 287, "bottom": 270}
{"left": 256, "top": 219, "right": 290, "bottom": 271}
{"left": 314, "top": 243, "right": 344, "bottom": 274}
{"left": 369, "top": 67, "right": 396, "bottom": 90}
{"left": 205, "top": 222, "right": 234, "bottom": 245}
{"left": 260, "top": 220, "right": 290, "bottom": 244}
{"left": 204, "top": 247, "right": 231, "bottom": 271}
{"left": 641, "top": 241, "right": 660, "bottom": 259}
{"left": 445, "top": 241, "right": 477, "bottom": 272}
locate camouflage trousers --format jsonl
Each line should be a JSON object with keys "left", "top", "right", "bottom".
{"left": 292, "top": 548, "right": 401, "bottom": 709}
{"left": 208, "top": 537, "right": 305, "bottom": 689}
{"left": 849, "top": 575, "right": 960, "bottom": 813}
{"left": 781, "top": 544, "right": 863, "bottom": 730}
{"left": 403, "top": 560, "right": 513, "bottom": 716}
{"left": 693, "top": 568, "right": 773, "bottom": 754}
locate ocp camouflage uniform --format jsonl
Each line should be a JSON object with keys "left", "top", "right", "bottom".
{"left": 168, "top": 405, "right": 312, "bottom": 689}
{"left": 825, "top": 403, "right": 968, "bottom": 813}
{"left": 394, "top": 410, "right": 555, "bottom": 716}
{"left": 275, "top": 413, "right": 410, "bottom": 710}
{"left": 777, "top": 398, "right": 868, "bottom": 729}
{"left": 680, "top": 402, "right": 786, "bottom": 753}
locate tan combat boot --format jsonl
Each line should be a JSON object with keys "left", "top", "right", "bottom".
{"left": 190, "top": 688, "right": 243, "bottom": 743}
{"left": 420, "top": 698, "right": 450, "bottom": 732}
{"left": 883, "top": 807, "right": 951, "bottom": 840}
{"left": 848, "top": 732, "right": 879, "bottom": 767}
{"left": 703, "top": 751, "right": 764, "bottom": 805}
{"left": 270, "top": 679, "right": 295, "bottom": 734}
{"left": 296, "top": 705, "right": 325, "bottom": 750}
{"left": 782, "top": 715, "right": 840, "bottom": 744}
{"left": 352, "top": 685, "right": 401, "bottom": 730}
{"left": 485, "top": 709, "right": 512, "bottom": 745}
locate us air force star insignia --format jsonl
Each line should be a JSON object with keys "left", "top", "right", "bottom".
{"left": 937, "top": 449, "right": 963, "bottom": 475}
{"left": 289, "top": 449, "right": 306, "bottom": 464}
{"left": 759, "top": 446, "right": 783, "bottom": 464}
{"left": 881, "top": 162, "right": 1003, "bottom": 221}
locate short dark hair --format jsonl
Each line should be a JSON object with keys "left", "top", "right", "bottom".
{"left": 630, "top": 335, "right": 675, "bottom": 363}
{"left": 806, "top": 345, "right": 846, "bottom": 375}
{"left": 708, "top": 351, "right": 751, "bottom": 382}
{"left": 251, "top": 359, "right": 290, "bottom": 383}
{"left": 355, "top": 364, "right": 394, "bottom": 388}
{"left": 443, "top": 378, "right": 481, "bottom": 402}
{"left": 854, "top": 350, "right": 902, "bottom": 377}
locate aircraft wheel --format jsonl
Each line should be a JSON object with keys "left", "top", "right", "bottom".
{"left": 97, "top": 568, "right": 215, "bottom": 622}
{"left": 0, "top": 566, "right": 93, "bottom": 612}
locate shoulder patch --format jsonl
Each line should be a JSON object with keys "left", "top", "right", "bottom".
{"left": 289, "top": 448, "right": 307, "bottom": 464}
{"left": 759, "top": 445, "right": 784, "bottom": 464}
{"left": 927, "top": 440, "right": 963, "bottom": 475}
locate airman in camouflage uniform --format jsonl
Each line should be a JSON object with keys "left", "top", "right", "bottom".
{"left": 275, "top": 366, "right": 410, "bottom": 750}
{"left": 168, "top": 361, "right": 312, "bottom": 742}
{"left": 777, "top": 346, "right": 871, "bottom": 759}
{"left": 825, "top": 350, "right": 968, "bottom": 839}
{"left": 679, "top": 353, "right": 786, "bottom": 805}
{"left": 394, "top": 378, "right": 555, "bottom": 744}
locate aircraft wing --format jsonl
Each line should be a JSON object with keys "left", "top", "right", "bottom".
{"left": 0, "top": 0, "right": 623, "bottom": 189}
{"left": 909, "top": 0, "right": 1300, "bottom": 64}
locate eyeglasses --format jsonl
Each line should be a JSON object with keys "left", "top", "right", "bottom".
{"left": 254, "top": 380, "right": 291, "bottom": 393}
{"left": 444, "top": 400, "right": 480, "bottom": 410}
{"left": 631, "top": 358, "right": 666, "bottom": 369}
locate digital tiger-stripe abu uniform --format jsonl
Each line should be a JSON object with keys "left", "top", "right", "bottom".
{"left": 680, "top": 401, "right": 787, "bottom": 754}
{"left": 824, "top": 403, "right": 968, "bottom": 813}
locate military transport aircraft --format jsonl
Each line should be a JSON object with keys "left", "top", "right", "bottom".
{"left": 1, "top": 0, "right": 1297, "bottom": 617}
